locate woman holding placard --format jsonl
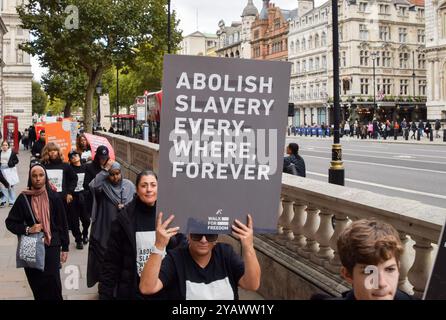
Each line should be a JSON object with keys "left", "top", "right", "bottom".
{"left": 0, "top": 140, "right": 19, "bottom": 207}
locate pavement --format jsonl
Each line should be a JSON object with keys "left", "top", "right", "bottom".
{"left": 286, "top": 135, "right": 446, "bottom": 208}
{"left": 0, "top": 149, "right": 263, "bottom": 300}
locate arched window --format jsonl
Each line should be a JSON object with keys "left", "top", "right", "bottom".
{"left": 235, "top": 50, "right": 240, "bottom": 58}
{"left": 321, "top": 32, "right": 327, "bottom": 46}
{"left": 290, "top": 41, "right": 295, "bottom": 54}
{"left": 308, "top": 36, "right": 312, "bottom": 49}
{"left": 315, "top": 34, "right": 320, "bottom": 48}
{"left": 230, "top": 52, "right": 234, "bottom": 58}
{"left": 302, "top": 37, "right": 306, "bottom": 50}
{"left": 296, "top": 40, "right": 300, "bottom": 52}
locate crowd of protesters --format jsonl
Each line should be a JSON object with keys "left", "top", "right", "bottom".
{"left": 2, "top": 125, "right": 418, "bottom": 301}
{"left": 289, "top": 118, "right": 443, "bottom": 141}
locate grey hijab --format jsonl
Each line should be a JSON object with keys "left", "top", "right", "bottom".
{"left": 102, "top": 163, "right": 135, "bottom": 205}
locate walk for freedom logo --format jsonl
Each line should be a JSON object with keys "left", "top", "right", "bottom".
{"left": 208, "top": 209, "right": 230, "bottom": 231}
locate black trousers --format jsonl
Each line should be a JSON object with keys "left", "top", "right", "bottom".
{"left": 24, "top": 245, "right": 63, "bottom": 300}
{"left": 68, "top": 193, "right": 91, "bottom": 243}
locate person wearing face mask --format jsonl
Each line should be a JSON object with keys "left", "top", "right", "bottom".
{"left": 5, "top": 164, "right": 69, "bottom": 300}
{"left": 0, "top": 140, "right": 19, "bottom": 207}
{"left": 99, "top": 170, "right": 186, "bottom": 300}
{"left": 86, "top": 160, "right": 136, "bottom": 288}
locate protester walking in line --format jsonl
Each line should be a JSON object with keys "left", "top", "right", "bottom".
{"left": 139, "top": 213, "right": 261, "bottom": 300}
{"left": 283, "top": 143, "right": 306, "bottom": 177}
{"left": 0, "top": 140, "right": 19, "bottom": 207}
{"left": 75, "top": 134, "right": 92, "bottom": 164}
{"left": 87, "top": 160, "right": 135, "bottom": 288}
{"left": 41, "top": 143, "right": 77, "bottom": 208}
{"left": 5, "top": 164, "right": 69, "bottom": 300}
{"left": 31, "top": 130, "right": 46, "bottom": 160}
{"left": 67, "top": 150, "right": 90, "bottom": 249}
{"left": 99, "top": 170, "right": 186, "bottom": 300}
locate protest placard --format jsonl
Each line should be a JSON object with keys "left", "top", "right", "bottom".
{"left": 156, "top": 55, "right": 291, "bottom": 234}
{"left": 423, "top": 221, "right": 446, "bottom": 299}
{"left": 84, "top": 133, "right": 115, "bottom": 160}
{"left": 44, "top": 121, "right": 72, "bottom": 162}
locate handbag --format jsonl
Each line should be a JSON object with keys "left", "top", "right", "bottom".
{"left": 1, "top": 167, "right": 19, "bottom": 186}
{"left": 16, "top": 195, "right": 46, "bottom": 272}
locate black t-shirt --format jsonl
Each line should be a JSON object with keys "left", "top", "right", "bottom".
{"left": 159, "top": 243, "right": 245, "bottom": 300}
{"left": 71, "top": 164, "right": 87, "bottom": 194}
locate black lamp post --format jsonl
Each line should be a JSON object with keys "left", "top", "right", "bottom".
{"left": 328, "top": 0, "right": 344, "bottom": 186}
{"left": 116, "top": 64, "right": 120, "bottom": 116}
{"left": 96, "top": 81, "right": 102, "bottom": 130}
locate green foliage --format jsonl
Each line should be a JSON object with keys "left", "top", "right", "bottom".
{"left": 19, "top": 0, "right": 182, "bottom": 132}
{"left": 31, "top": 81, "right": 48, "bottom": 115}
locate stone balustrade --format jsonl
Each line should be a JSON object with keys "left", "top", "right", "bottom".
{"left": 97, "top": 132, "right": 446, "bottom": 299}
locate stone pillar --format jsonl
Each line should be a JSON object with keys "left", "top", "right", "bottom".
{"left": 434, "top": 60, "right": 441, "bottom": 101}
{"left": 298, "top": 205, "right": 320, "bottom": 259}
{"left": 408, "top": 236, "right": 434, "bottom": 299}
{"left": 428, "top": 60, "right": 434, "bottom": 101}
{"left": 398, "top": 232, "right": 413, "bottom": 295}
{"left": 325, "top": 213, "right": 349, "bottom": 273}
{"left": 277, "top": 199, "right": 295, "bottom": 246}
{"left": 311, "top": 208, "right": 334, "bottom": 265}
{"left": 268, "top": 199, "right": 283, "bottom": 240}
{"left": 286, "top": 201, "right": 307, "bottom": 251}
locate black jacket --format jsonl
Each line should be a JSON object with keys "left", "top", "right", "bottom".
{"left": 31, "top": 139, "right": 46, "bottom": 158}
{"left": 283, "top": 154, "right": 306, "bottom": 177}
{"left": 99, "top": 197, "right": 186, "bottom": 300}
{"left": 5, "top": 191, "right": 70, "bottom": 251}
{"left": 83, "top": 161, "right": 102, "bottom": 192}
{"left": 43, "top": 159, "right": 78, "bottom": 199}
{"left": 0, "top": 150, "right": 19, "bottom": 168}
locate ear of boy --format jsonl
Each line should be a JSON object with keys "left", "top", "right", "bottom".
{"left": 341, "top": 266, "right": 353, "bottom": 285}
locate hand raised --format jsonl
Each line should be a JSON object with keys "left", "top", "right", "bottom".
{"left": 231, "top": 214, "right": 254, "bottom": 248}
{"left": 155, "top": 212, "right": 180, "bottom": 250}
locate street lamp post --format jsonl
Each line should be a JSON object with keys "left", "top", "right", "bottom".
{"left": 328, "top": 0, "right": 344, "bottom": 186}
{"left": 96, "top": 81, "right": 102, "bottom": 130}
{"left": 371, "top": 51, "right": 377, "bottom": 122}
{"left": 116, "top": 64, "right": 120, "bottom": 116}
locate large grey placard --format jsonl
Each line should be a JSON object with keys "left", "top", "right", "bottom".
{"left": 157, "top": 55, "right": 291, "bottom": 234}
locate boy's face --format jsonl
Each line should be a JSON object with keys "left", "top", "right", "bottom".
{"left": 341, "top": 257, "right": 399, "bottom": 300}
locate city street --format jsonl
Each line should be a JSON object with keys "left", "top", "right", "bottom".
{"left": 286, "top": 136, "right": 446, "bottom": 208}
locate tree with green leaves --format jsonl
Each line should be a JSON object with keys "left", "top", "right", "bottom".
{"left": 31, "top": 80, "right": 48, "bottom": 115}
{"left": 19, "top": 0, "right": 181, "bottom": 133}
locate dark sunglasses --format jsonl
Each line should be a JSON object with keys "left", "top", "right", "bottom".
{"left": 190, "top": 234, "right": 218, "bottom": 242}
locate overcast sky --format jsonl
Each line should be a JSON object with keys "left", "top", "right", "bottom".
{"left": 31, "top": 0, "right": 326, "bottom": 81}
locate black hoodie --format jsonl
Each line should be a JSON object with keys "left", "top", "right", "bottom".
{"left": 43, "top": 159, "right": 78, "bottom": 200}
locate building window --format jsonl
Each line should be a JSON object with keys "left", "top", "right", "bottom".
{"left": 358, "top": 2, "right": 367, "bottom": 12}
{"left": 302, "top": 59, "right": 307, "bottom": 72}
{"left": 360, "top": 78, "right": 369, "bottom": 95}
{"left": 321, "top": 32, "right": 327, "bottom": 46}
{"left": 309, "top": 58, "right": 313, "bottom": 71}
{"left": 399, "top": 52, "right": 409, "bottom": 68}
{"left": 418, "top": 80, "right": 426, "bottom": 96}
{"left": 379, "top": 4, "right": 389, "bottom": 14}
{"left": 274, "top": 18, "right": 281, "bottom": 30}
{"left": 290, "top": 41, "right": 295, "bottom": 54}
{"left": 400, "top": 79, "right": 408, "bottom": 95}
{"left": 296, "top": 40, "right": 300, "bottom": 52}
{"left": 254, "top": 30, "right": 259, "bottom": 39}
{"left": 382, "top": 78, "right": 392, "bottom": 95}
{"left": 308, "top": 36, "right": 312, "bottom": 49}
{"left": 417, "top": 29, "right": 425, "bottom": 43}
{"left": 418, "top": 53, "right": 426, "bottom": 69}
{"left": 359, "top": 24, "right": 368, "bottom": 40}
{"left": 375, "top": 51, "right": 381, "bottom": 67}
{"left": 341, "top": 51, "right": 346, "bottom": 67}
{"left": 296, "top": 62, "right": 300, "bottom": 74}
{"left": 315, "top": 57, "right": 320, "bottom": 70}
{"left": 398, "top": 28, "right": 407, "bottom": 43}
{"left": 360, "top": 50, "right": 369, "bottom": 66}
{"left": 322, "top": 55, "right": 327, "bottom": 69}
{"left": 379, "top": 26, "right": 390, "bottom": 41}
{"left": 302, "top": 85, "right": 306, "bottom": 100}
{"left": 310, "top": 85, "right": 314, "bottom": 99}
{"left": 383, "top": 51, "right": 391, "bottom": 67}
{"left": 398, "top": 6, "right": 408, "bottom": 17}
{"left": 315, "top": 34, "right": 320, "bottom": 48}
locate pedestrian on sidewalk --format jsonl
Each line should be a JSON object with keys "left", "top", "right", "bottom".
{"left": 5, "top": 164, "right": 69, "bottom": 300}
{"left": 344, "top": 122, "right": 350, "bottom": 137}
{"left": 41, "top": 143, "right": 78, "bottom": 211}
{"left": 87, "top": 160, "right": 135, "bottom": 288}
{"left": 411, "top": 121, "right": 417, "bottom": 139}
{"left": 22, "top": 129, "right": 29, "bottom": 150}
{"left": 28, "top": 125, "right": 36, "bottom": 150}
{"left": 67, "top": 151, "right": 90, "bottom": 249}
{"left": 0, "top": 140, "right": 19, "bottom": 207}
{"left": 75, "top": 134, "right": 92, "bottom": 164}
{"left": 425, "top": 120, "right": 432, "bottom": 139}
{"left": 99, "top": 170, "right": 186, "bottom": 300}
{"left": 435, "top": 119, "right": 441, "bottom": 138}
{"left": 418, "top": 120, "right": 424, "bottom": 138}
{"left": 139, "top": 213, "right": 261, "bottom": 300}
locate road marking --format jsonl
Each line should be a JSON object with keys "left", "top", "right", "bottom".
{"left": 303, "top": 146, "right": 446, "bottom": 160}
{"left": 303, "top": 155, "right": 446, "bottom": 175}
{"left": 393, "top": 155, "right": 413, "bottom": 159}
{"left": 307, "top": 171, "right": 446, "bottom": 200}
{"left": 302, "top": 149, "right": 446, "bottom": 165}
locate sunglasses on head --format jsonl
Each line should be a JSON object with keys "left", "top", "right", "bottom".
{"left": 190, "top": 234, "right": 218, "bottom": 242}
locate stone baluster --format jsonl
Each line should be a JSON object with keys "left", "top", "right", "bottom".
{"left": 408, "top": 236, "right": 434, "bottom": 299}
{"left": 325, "top": 213, "right": 349, "bottom": 273}
{"left": 398, "top": 232, "right": 413, "bottom": 295}
{"left": 277, "top": 199, "right": 295, "bottom": 246}
{"left": 286, "top": 201, "right": 307, "bottom": 252}
{"left": 298, "top": 205, "right": 320, "bottom": 259}
{"left": 311, "top": 208, "right": 334, "bottom": 265}
{"left": 267, "top": 199, "right": 283, "bottom": 240}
